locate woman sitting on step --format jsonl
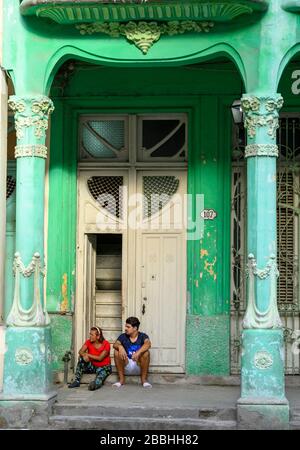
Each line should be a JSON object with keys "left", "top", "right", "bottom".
{"left": 69, "top": 326, "right": 112, "bottom": 391}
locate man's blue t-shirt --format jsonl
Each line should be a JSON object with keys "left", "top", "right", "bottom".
{"left": 117, "top": 332, "right": 149, "bottom": 359}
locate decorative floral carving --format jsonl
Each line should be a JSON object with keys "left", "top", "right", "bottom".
{"left": 8, "top": 96, "right": 54, "bottom": 140}
{"left": 15, "top": 348, "right": 34, "bottom": 366}
{"left": 243, "top": 253, "right": 282, "bottom": 329}
{"left": 15, "top": 144, "right": 48, "bottom": 159}
{"left": 6, "top": 252, "right": 50, "bottom": 327}
{"left": 241, "top": 95, "right": 283, "bottom": 139}
{"left": 245, "top": 144, "right": 278, "bottom": 158}
{"left": 254, "top": 351, "right": 273, "bottom": 369}
{"left": 76, "top": 20, "right": 214, "bottom": 54}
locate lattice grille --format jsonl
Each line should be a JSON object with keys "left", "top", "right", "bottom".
{"left": 6, "top": 176, "right": 16, "bottom": 200}
{"left": 87, "top": 176, "right": 123, "bottom": 218}
{"left": 80, "top": 118, "right": 126, "bottom": 160}
{"left": 143, "top": 176, "right": 179, "bottom": 218}
{"left": 277, "top": 170, "right": 297, "bottom": 305}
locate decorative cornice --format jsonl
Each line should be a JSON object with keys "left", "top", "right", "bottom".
{"left": 6, "top": 252, "right": 50, "bottom": 327}
{"left": 20, "top": 1, "right": 269, "bottom": 24}
{"left": 245, "top": 144, "right": 278, "bottom": 158}
{"left": 15, "top": 144, "right": 48, "bottom": 159}
{"left": 243, "top": 253, "right": 282, "bottom": 329}
{"left": 77, "top": 20, "right": 214, "bottom": 54}
{"left": 8, "top": 96, "right": 54, "bottom": 141}
{"left": 241, "top": 95, "right": 284, "bottom": 140}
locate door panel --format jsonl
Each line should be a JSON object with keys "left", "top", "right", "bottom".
{"left": 136, "top": 171, "right": 186, "bottom": 371}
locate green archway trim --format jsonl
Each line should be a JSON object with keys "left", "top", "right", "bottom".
{"left": 281, "top": 0, "right": 300, "bottom": 12}
{"left": 277, "top": 43, "right": 300, "bottom": 90}
{"left": 43, "top": 42, "right": 246, "bottom": 95}
{"left": 20, "top": 0, "right": 268, "bottom": 24}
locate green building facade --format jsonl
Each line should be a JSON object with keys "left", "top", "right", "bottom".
{"left": 1, "top": 0, "right": 300, "bottom": 428}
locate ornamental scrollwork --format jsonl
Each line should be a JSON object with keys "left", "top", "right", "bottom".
{"left": 243, "top": 253, "right": 282, "bottom": 329}
{"left": 8, "top": 96, "right": 54, "bottom": 140}
{"left": 241, "top": 95, "right": 284, "bottom": 139}
{"left": 15, "top": 144, "right": 48, "bottom": 159}
{"left": 245, "top": 144, "right": 279, "bottom": 158}
{"left": 76, "top": 20, "right": 214, "bottom": 54}
{"left": 6, "top": 252, "right": 50, "bottom": 327}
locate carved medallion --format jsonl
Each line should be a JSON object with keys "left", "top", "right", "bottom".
{"left": 15, "top": 348, "right": 34, "bottom": 366}
{"left": 254, "top": 351, "right": 273, "bottom": 369}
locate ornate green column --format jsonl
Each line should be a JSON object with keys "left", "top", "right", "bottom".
{"left": 1, "top": 96, "right": 56, "bottom": 400}
{"left": 237, "top": 94, "right": 289, "bottom": 429}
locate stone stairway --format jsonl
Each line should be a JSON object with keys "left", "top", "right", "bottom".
{"left": 49, "top": 402, "right": 237, "bottom": 430}
{"left": 289, "top": 408, "right": 300, "bottom": 430}
{"left": 47, "top": 384, "right": 239, "bottom": 430}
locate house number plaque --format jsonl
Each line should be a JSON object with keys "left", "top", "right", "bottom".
{"left": 200, "top": 209, "right": 217, "bottom": 220}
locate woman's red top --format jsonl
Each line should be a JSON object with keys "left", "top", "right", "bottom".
{"left": 84, "top": 339, "right": 111, "bottom": 367}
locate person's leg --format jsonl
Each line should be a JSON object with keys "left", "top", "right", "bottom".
{"left": 113, "top": 350, "right": 128, "bottom": 386}
{"left": 69, "top": 357, "right": 95, "bottom": 387}
{"left": 89, "top": 365, "right": 112, "bottom": 390}
{"left": 139, "top": 351, "right": 151, "bottom": 385}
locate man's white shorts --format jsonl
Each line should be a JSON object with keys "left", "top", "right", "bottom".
{"left": 124, "top": 358, "right": 141, "bottom": 375}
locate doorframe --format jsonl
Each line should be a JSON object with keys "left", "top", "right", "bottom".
{"left": 75, "top": 110, "right": 189, "bottom": 370}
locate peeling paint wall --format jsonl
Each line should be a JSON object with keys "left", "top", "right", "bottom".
{"left": 49, "top": 314, "right": 72, "bottom": 371}
{"left": 186, "top": 94, "right": 233, "bottom": 375}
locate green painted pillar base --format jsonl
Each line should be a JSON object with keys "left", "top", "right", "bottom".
{"left": 238, "top": 329, "right": 289, "bottom": 429}
{"left": 1, "top": 326, "right": 57, "bottom": 400}
{"left": 237, "top": 402, "right": 289, "bottom": 430}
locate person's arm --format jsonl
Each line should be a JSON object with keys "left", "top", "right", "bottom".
{"left": 79, "top": 343, "right": 88, "bottom": 357}
{"left": 113, "top": 339, "right": 127, "bottom": 360}
{"left": 87, "top": 349, "right": 109, "bottom": 362}
{"left": 132, "top": 338, "right": 151, "bottom": 362}
{"left": 78, "top": 343, "right": 90, "bottom": 362}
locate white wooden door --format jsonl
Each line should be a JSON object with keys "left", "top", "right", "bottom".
{"left": 84, "top": 234, "right": 97, "bottom": 335}
{"left": 136, "top": 171, "right": 186, "bottom": 372}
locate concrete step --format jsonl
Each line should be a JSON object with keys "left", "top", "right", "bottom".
{"left": 60, "top": 372, "right": 243, "bottom": 385}
{"left": 96, "top": 268, "right": 121, "bottom": 280}
{"left": 96, "top": 290, "right": 121, "bottom": 304}
{"left": 79, "top": 373, "right": 182, "bottom": 385}
{"left": 95, "top": 303, "right": 121, "bottom": 318}
{"left": 290, "top": 410, "right": 300, "bottom": 421}
{"left": 97, "top": 280, "right": 121, "bottom": 290}
{"left": 289, "top": 421, "right": 300, "bottom": 430}
{"left": 97, "top": 255, "right": 122, "bottom": 268}
{"left": 52, "top": 403, "right": 237, "bottom": 421}
{"left": 48, "top": 415, "right": 237, "bottom": 430}
{"left": 96, "top": 317, "right": 122, "bottom": 328}
{"left": 77, "top": 373, "right": 238, "bottom": 385}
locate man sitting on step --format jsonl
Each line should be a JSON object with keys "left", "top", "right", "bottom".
{"left": 113, "top": 316, "right": 152, "bottom": 388}
{"left": 68, "top": 326, "right": 112, "bottom": 390}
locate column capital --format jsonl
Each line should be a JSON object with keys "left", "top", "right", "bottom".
{"left": 241, "top": 94, "right": 283, "bottom": 141}
{"left": 8, "top": 95, "right": 54, "bottom": 144}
